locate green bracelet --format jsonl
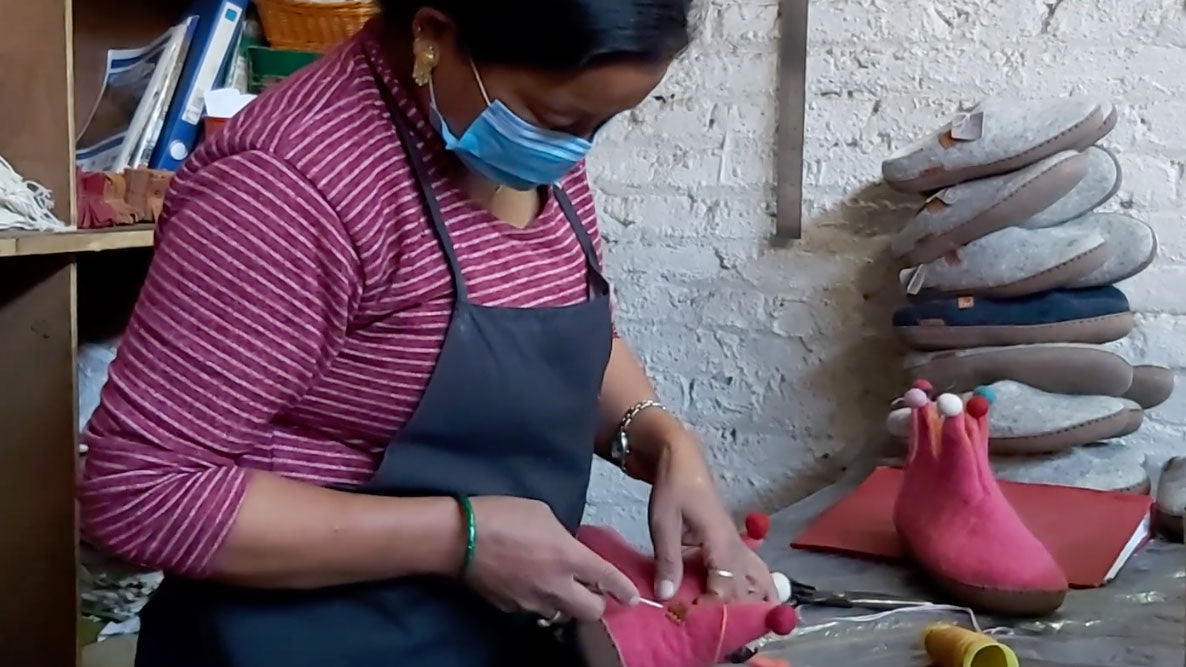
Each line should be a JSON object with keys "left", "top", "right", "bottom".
{"left": 455, "top": 494, "right": 476, "bottom": 574}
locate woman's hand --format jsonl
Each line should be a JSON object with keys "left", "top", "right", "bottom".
{"left": 647, "top": 434, "right": 777, "bottom": 603}
{"left": 465, "top": 496, "right": 640, "bottom": 622}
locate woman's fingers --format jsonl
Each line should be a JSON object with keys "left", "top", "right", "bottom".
{"left": 648, "top": 502, "right": 685, "bottom": 600}
{"left": 704, "top": 530, "right": 782, "bottom": 602}
{"left": 704, "top": 566, "right": 740, "bottom": 601}
{"left": 753, "top": 555, "right": 780, "bottom": 601}
{"left": 537, "top": 553, "right": 636, "bottom": 625}
{"left": 552, "top": 579, "right": 609, "bottom": 623}
{"left": 726, "top": 548, "right": 777, "bottom": 602}
{"left": 571, "top": 543, "right": 640, "bottom": 607}
{"left": 699, "top": 529, "right": 743, "bottom": 600}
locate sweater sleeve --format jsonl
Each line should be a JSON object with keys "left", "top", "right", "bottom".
{"left": 78, "top": 151, "right": 359, "bottom": 577}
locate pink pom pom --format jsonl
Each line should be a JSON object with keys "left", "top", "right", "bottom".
{"left": 910, "top": 379, "right": 933, "bottom": 393}
{"left": 766, "top": 605, "right": 798, "bottom": 635}
{"left": 903, "top": 388, "right": 929, "bottom": 408}
{"left": 744, "top": 512, "right": 770, "bottom": 540}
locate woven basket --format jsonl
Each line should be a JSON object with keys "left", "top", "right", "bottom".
{"left": 255, "top": 0, "right": 379, "bottom": 53}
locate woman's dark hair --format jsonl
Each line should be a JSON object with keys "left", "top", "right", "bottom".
{"left": 380, "top": 0, "right": 694, "bottom": 70}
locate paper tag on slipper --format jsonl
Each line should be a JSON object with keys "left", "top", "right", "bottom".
{"left": 905, "top": 265, "right": 928, "bottom": 295}
{"left": 949, "top": 111, "right": 984, "bottom": 141}
{"left": 922, "top": 189, "right": 954, "bottom": 212}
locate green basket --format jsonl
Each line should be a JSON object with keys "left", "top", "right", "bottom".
{"left": 247, "top": 46, "right": 320, "bottom": 93}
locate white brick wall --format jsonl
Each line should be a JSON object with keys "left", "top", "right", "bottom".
{"left": 583, "top": 0, "right": 1186, "bottom": 546}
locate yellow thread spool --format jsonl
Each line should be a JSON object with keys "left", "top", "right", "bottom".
{"left": 922, "top": 623, "right": 1019, "bottom": 667}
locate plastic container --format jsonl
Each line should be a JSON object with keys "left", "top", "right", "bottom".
{"left": 247, "top": 46, "right": 321, "bottom": 93}
{"left": 254, "top": 0, "right": 377, "bottom": 52}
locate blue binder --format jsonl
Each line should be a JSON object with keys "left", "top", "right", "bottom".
{"left": 149, "top": 0, "right": 248, "bottom": 170}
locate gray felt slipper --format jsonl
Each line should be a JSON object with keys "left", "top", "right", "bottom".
{"left": 992, "top": 442, "right": 1149, "bottom": 494}
{"left": 904, "top": 343, "right": 1134, "bottom": 396}
{"left": 899, "top": 225, "right": 1109, "bottom": 298}
{"left": 978, "top": 381, "right": 1143, "bottom": 455}
{"left": 1075, "top": 101, "right": 1119, "bottom": 150}
{"left": 1060, "top": 213, "right": 1158, "bottom": 287}
{"left": 1017, "top": 146, "right": 1121, "bottom": 229}
{"left": 885, "top": 380, "right": 1143, "bottom": 455}
{"left": 1155, "top": 457, "right": 1186, "bottom": 541}
{"left": 1123, "top": 365, "right": 1175, "bottom": 409}
{"left": 882, "top": 97, "right": 1104, "bottom": 193}
{"left": 890, "top": 151, "right": 1088, "bottom": 266}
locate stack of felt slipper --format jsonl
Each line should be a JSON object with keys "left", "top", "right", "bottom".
{"left": 883, "top": 97, "right": 1173, "bottom": 493}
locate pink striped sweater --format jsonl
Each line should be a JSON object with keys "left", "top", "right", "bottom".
{"left": 78, "top": 25, "right": 610, "bottom": 577}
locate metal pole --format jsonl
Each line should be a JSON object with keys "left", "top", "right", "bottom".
{"left": 774, "top": 0, "right": 810, "bottom": 242}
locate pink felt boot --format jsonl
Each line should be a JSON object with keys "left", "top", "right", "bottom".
{"left": 893, "top": 382, "right": 1068, "bottom": 616}
{"left": 575, "top": 520, "right": 797, "bottom": 667}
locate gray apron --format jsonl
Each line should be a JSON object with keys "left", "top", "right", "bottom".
{"left": 134, "top": 62, "right": 614, "bottom": 667}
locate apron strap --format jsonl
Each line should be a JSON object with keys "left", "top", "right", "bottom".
{"left": 552, "top": 185, "right": 610, "bottom": 296}
{"left": 374, "top": 73, "right": 471, "bottom": 303}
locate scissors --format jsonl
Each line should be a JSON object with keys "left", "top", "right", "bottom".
{"left": 722, "top": 579, "right": 935, "bottom": 664}
{"left": 787, "top": 578, "right": 935, "bottom": 611}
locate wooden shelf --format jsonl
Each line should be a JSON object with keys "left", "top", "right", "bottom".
{"left": 0, "top": 224, "right": 154, "bottom": 258}
{"left": 0, "top": 0, "right": 184, "bottom": 662}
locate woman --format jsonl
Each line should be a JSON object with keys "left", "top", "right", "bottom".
{"left": 79, "top": 1, "right": 775, "bottom": 665}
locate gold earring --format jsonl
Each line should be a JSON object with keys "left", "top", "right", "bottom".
{"left": 412, "top": 38, "right": 439, "bottom": 86}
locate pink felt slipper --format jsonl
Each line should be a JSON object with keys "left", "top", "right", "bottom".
{"left": 893, "top": 385, "right": 1068, "bottom": 616}
{"left": 575, "top": 523, "right": 797, "bottom": 667}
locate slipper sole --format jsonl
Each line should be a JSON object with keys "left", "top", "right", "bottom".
{"left": 899, "top": 153, "right": 1089, "bottom": 266}
{"left": 1124, "top": 365, "right": 1175, "bottom": 409}
{"left": 932, "top": 573, "right": 1067, "bottom": 618}
{"left": 905, "top": 344, "right": 1134, "bottom": 396}
{"left": 896, "top": 311, "right": 1135, "bottom": 351}
{"left": 989, "top": 406, "right": 1142, "bottom": 456}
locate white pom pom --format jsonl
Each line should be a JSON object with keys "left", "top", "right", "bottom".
{"left": 771, "top": 571, "right": 792, "bottom": 603}
{"left": 886, "top": 407, "right": 910, "bottom": 438}
{"left": 937, "top": 393, "right": 963, "bottom": 417}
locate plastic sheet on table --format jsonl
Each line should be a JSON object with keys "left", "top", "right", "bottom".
{"left": 753, "top": 465, "right": 1185, "bottom": 666}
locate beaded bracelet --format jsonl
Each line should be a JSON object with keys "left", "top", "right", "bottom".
{"left": 455, "top": 494, "right": 476, "bottom": 574}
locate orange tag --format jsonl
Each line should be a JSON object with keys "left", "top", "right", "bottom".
{"left": 957, "top": 296, "right": 974, "bottom": 309}
{"left": 923, "top": 197, "right": 948, "bottom": 213}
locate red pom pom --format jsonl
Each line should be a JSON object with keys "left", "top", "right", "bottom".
{"left": 744, "top": 512, "right": 770, "bottom": 540}
{"left": 966, "top": 395, "right": 989, "bottom": 419}
{"left": 766, "top": 605, "right": 798, "bottom": 635}
{"left": 910, "top": 379, "right": 933, "bottom": 393}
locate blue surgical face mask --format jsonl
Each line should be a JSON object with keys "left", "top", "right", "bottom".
{"left": 429, "top": 62, "right": 593, "bottom": 191}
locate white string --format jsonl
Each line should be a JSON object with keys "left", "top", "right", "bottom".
{"left": 468, "top": 60, "right": 491, "bottom": 104}
{"left": 745, "top": 604, "right": 1012, "bottom": 653}
{"left": 0, "top": 153, "right": 67, "bottom": 232}
{"left": 798, "top": 604, "right": 1013, "bottom": 638}
{"left": 794, "top": 604, "right": 987, "bottom": 634}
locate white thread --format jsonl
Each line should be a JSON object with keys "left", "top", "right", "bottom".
{"left": 745, "top": 604, "right": 1010, "bottom": 653}
{"left": 0, "top": 153, "right": 66, "bottom": 232}
{"left": 469, "top": 60, "right": 492, "bottom": 104}
{"left": 795, "top": 604, "right": 1013, "bottom": 636}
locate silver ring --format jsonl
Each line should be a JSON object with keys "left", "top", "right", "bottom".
{"left": 712, "top": 569, "right": 735, "bottom": 579}
{"left": 536, "top": 610, "right": 563, "bottom": 627}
